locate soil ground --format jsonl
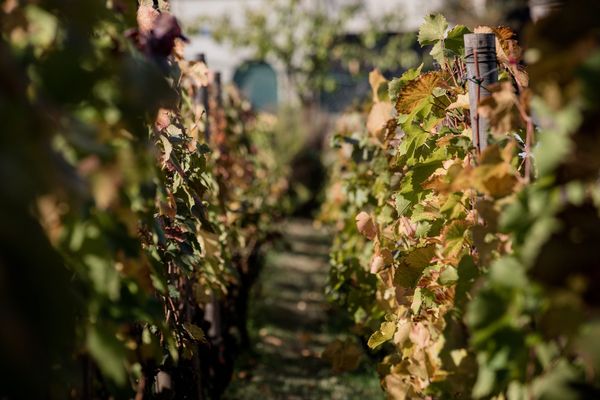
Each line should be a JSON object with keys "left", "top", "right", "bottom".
{"left": 223, "top": 219, "right": 383, "bottom": 400}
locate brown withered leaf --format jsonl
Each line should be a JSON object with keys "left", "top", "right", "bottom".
{"left": 187, "top": 61, "right": 210, "bottom": 88}
{"left": 474, "top": 25, "right": 515, "bottom": 64}
{"left": 159, "top": 135, "right": 172, "bottom": 168}
{"left": 322, "top": 339, "right": 362, "bottom": 373}
{"left": 476, "top": 143, "right": 520, "bottom": 198}
{"left": 370, "top": 255, "right": 385, "bottom": 274}
{"left": 356, "top": 211, "right": 377, "bottom": 240}
{"left": 369, "top": 68, "right": 387, "bottom": 102}
{"left": 474, "top": 25, "right": 528, "bottom": 87}
{"left": 478, "top": 82, "right": 522, "bottom": 136}
{"left": 370, "top": 248, "right": 393, "bottom": 273}
{"left": 367, "top": 101, "right": 394, "bottom": 138}
{"left": 155, "top": 108, "right": 171, "bottom": 131}
{"left": 396, "top": 71, "right": 446, "bottom": 114}
{"left": 137, "top": 5, "right": 159, "bottom": 33}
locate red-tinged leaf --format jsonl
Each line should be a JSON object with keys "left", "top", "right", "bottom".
{"left": 137, "top": 5, "right": 159, "bottom": 33}
{"left": 356, "top": 211, "right": 377, "bottom": 240}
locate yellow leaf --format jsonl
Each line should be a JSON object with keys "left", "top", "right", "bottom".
{"left": 368, "top": 321, "right": 396, "bottom": 349}
{"left": 367, "top": 101, "right": 394, "bottom": 137}
{"left": 441, "top": 220, "right": 470, "bottom": 260}
{"left": 369, "top": 68, "right": 387, "bottom": 102}
{"left": 447, "top": 93, "right": 470, "bottom": 110}
{"left": 396, "top": 71, "right": 446, "bottom": 114}
{"left": 451, "top": 348, "right": 468, "bottom": 367}
{"left": 159, "top": 135, "right": 172, "bottom": 168}
{"left": 478, "top": 82, "right": 522, "bottom": 135}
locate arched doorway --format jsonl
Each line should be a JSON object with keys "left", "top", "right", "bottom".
{"left": 233, "top": 61, "right": 278, "bottom": 112}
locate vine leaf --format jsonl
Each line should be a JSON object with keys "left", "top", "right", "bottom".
{"left": 159, "top": 135, "right": 173, "bottom": 168}
{"left": 322, "top": 339, "right": 363, "bottom": 373}
{"left": 389, "top": 64, "right": 423, "bottom": 103}
{"left": 367, "top": 101, "right": 394, "bottom": 138}
{"left": 87, "top": 325, "right": 127, "bottom": 385}
{"left": 369, "top": 68, "right": 387, "bottom": 102}
{"left": 444, "top": 25, "right": 471, "bottom": 57}
{"left": 441, "top": 220, "right": 470, "bottom": 260}
{"left": 474, "top": 25, "right": 528, "bottom": 87}
{"left": 368, "top": 321, "right": 396, "bottom": 349}
{"left": 137, "top": 5, "right": 159, "bottom": 33}
{"left": 395, "top": 71, "right": 446, "bottom": 114}
{"left": 478, "top": 82, "right": 522, "bottom": 135}
{"left": 356, "top": 211, "right": 377, "bottom": 240}
{"left": 370, "top": 248, "right": 393, "bottom": 274}
{"left": 430, "top": 25, "right": 471, "bottom": 64}
{"left": 395, "top": 245, "right": 436, "bottom": 288}
{"left": 187, "top": 61, "right": 210, "bottom": 88}
{"left": 183, "top": 323, "right": 207, "bottom": 343}
{"left": 418, "top": 14, "right": 448, "bottom": 46}
{"left": 447, "top": 93, "right": 470, "bottom": 110}
{"left": 155, "top": 108, "right": 171, "bottom": 131}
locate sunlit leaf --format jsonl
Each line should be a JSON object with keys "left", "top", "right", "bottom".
{"left": 396, "top": 71, "right": 446, "bottom": 114}
{"left": 418, "top": 14, "right": 448, "bottom": 46}
{"left": 368, "top": 321, "right": 396, "bottom": 349}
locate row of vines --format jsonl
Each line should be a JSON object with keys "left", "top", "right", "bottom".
{"left": 321, "top": 2, "right": 600, "bottom": 399}
{"left": 1, "top": 1, "right": 290, "bottom": 398}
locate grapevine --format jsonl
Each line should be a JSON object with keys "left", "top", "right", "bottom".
{"left": 322, "top": 5, "right": 600, "bottom": 398}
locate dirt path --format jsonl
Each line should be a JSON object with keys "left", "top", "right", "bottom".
{"left": 223, "top": 219, "right": 382, "bottom": 400}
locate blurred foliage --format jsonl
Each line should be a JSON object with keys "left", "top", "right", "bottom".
{"left": 321, "top": 2, "right": 600, "bottom": 398}
{"left": 198, "top": 0, "right": 419, "bottom": 106}
{"left": 0, "top": 0, "right": 290, "bottom": 398}
{"left": 442, "top": 0, "right": 530, "bottom": 29}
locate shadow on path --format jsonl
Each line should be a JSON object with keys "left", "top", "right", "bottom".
{"left": 223, "top": 219, "right": 383, "bottom": 400}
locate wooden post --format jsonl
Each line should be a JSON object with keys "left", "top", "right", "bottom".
{"left": 196, "top": 53, "right": 211, "bottom": 141}
{"left": 214, "top": 72, "right": 223, "bottom": 108}
{"left": 464, "top": 33, "right": 498, "bottom": 153}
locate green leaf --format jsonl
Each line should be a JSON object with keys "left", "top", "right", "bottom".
{"left": 444, "top": 25, "right": 471, "bottom": 58}
{"left": 389, "top": 64, "right": 423, "bottom": 103}
{"left": 183, "top": 323, "right": 207, "bottom": 342}
{"left": 429, "top": 41, "right": 445, "bottom": 65}
{"left": 439, "top": 266, "right": 458, "bottom": 285}
{"left": 395, "top": 194, "right": 411, "bottom": 216}
{"left": 418, "top": 14, "right": 448, "bottom": 46}
{"left": 489, "top": 257, "right": 527, "bottom": 288}
{"left": 472, "top": 356, "right": 496, "bottom": 398}
{"left": 87, "top": 325, "right": 127, "bottom": 385}
{"left": 442, "top": 220, "right": 470, "bottom": 259}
